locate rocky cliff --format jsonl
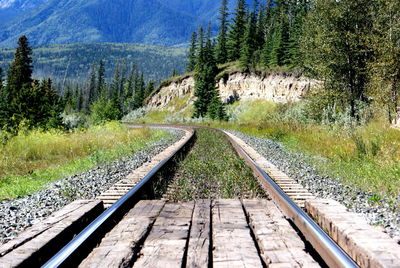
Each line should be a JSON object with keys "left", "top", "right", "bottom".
{"left": 147, "top": 72, "right": 318, "bottom": 109}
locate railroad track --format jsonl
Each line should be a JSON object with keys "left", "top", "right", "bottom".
{"left": 1, "top": 125, "right": 399, "bottom": 267}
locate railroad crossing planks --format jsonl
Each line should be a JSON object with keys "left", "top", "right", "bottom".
{"left": 212, "top": 199, "right": 264, "bottom": 268}
{"left": 79, "top": 200, "right": 166, "bottom": 268}
{"left": 75, "top": 199, "right": 323, "bottom": 267}
{"left": 242, "top": 199, "right": 320, "bottom": 267}
{"left": 186, "top": 199, "right": 211, "bottom": 268}
{"left": 0, "top": 200, "right": 103, "bottom": 267}
{"left": 133, "top": 202, "right": 195, "bottom": 267}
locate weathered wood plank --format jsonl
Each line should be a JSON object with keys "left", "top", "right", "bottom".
{"left": 79, "top": 200, "right": 166, "bottom": 268}
{"left": 306, "top": 199, "right": 400, "bottom": 268}
{"left": 187, "top": 199, "right": 211, "bottom": 268}
{"left": 0, "top": 200, "right": 103, "bottom": 267}
{"left": 133, "top": 202, "right": 194, "bottom": 268}
{"left": 212, "top": 199, "right": 263, "bottom": 268}
{"left": 242, "top": 199, "right": 320, "bottom": 267}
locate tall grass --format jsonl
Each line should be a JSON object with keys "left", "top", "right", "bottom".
{"left": 0, "top": 122, "right": 169, "bottom": 199}
{"left": 214, "top": 101, "right": 400, "bottom": 198}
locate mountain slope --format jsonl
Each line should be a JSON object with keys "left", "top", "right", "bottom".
{"left": 0, "top": 0, "right": 247, "bottom": 48}
{"left": 0, "top": 43, "right": 187, "bottom": 82}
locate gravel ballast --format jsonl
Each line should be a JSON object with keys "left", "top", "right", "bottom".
{"left": 0, "top": 128, "right": 184, "bottom": 244}
{"left": 227, "top": 130, "right": 400, "bottom": 242}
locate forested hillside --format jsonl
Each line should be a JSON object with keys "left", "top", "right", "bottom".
{"left": 0, "top": 0, "right": 249, "bottom": 48}
{"left": 187, "top": 0, "right": 400, "bottom": 125}
{"left": 0, "top": 43, "right": 187, "bottom": 82}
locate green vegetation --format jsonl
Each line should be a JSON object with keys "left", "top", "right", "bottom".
{"left": 0, "top": 122, "right": 169, "bottom": 200}
{"left": 215, "top": 101, "right": 400, "bottom": 199}
{"left": 167, "top": 128, "right": 265, "bottom": 201}
{"left": 0, "top": 36, "right": 63, "bottom": 132}
{"left": 192, "top": 26, "right": 227, "bottom": 120}
{"left": 0, "top": 43, "right": 186, "bottom": 82}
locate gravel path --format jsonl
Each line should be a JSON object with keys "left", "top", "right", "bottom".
{"left": 0, "top": 129, "right": 185, "bottom": 244}
{"left": 227, "top": 130, "right": 400, "bottom": 242}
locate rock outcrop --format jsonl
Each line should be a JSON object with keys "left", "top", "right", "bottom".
{"left": 147, "top": 72, "right": 318, "bottom": 109}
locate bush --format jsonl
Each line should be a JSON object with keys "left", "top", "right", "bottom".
{"left": 90, "top": 98, "right": 122, "bottom": 125}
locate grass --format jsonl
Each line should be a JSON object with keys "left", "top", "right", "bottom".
{"left": 0, "top": 122, "right": 169, "bottom": 200}
{"left": 166, "top": 128, "right": 265, "bottom": 201}
{"left": 209, "top": 101, "right": 400, "bottom": 199}
{"left": 135, "top": 97, "right": 399, "bottom": 199}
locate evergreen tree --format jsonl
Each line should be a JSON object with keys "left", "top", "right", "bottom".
{"left": 85, "top": 63, "right": 97, "bottom": 111}
{"left": 255, "top": 2, "right": 266, "bottom": 52}
{"left": 146, "top": 80, "right": 155, "bottom": 97}
{"left": 7, "top": 35, "right": 33, "bottom": 96}
{"left": 111, "top": 63, "right": 121, "bottom": 99}
{"left": 187, "top": 31, "right": 198, "bottom": 72}
{"left": 240, "top": 11, "right": 258, "bottom": 69}
{"left": 133, "top": 73, "right": 145, "bottom": 109}
{"left": 120, "top": 60, "right": 127, "bottom": 97}
{"left": 227, "top": 0, "right": 247, "bottom": 61}
{"left": 0, "top": 67, "right": 3, "bottom": 91}
{"left": 125, "top": 63, "right": 137, "bottom": 100}
{"left": 97, "top": 59, "right": 106, "bottom": 98}
{"left": 287, "top": 0, "right": 308, "bottom": 67}
{"left": 193, "top": 24, "right": 226, "bottom": 120}
{"left": 302, "top": 0, "right": 374, "bottom": 117}
{"left": 216, "top": 0, "right": 229, "bottom": 64}
{"left": 1, "top": 35, "right": 34, "bottom": 130}
{"left": 261, "top": 0, "right": 276, "bottom": 66}
{"left": 197, "top": 27, "right": 205, "bottom": 65}
{"left": 269, "top": 0, "right": 290, "bottom": 66}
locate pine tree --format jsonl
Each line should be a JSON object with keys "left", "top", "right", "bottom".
{"left": 97, "top": 59, "right": 106, "bottom": 98}
{"left": 133, "top": 73, "right": 145, "bottom": 109}
{"left": 120, "top": 60, "right": 127, "bottom": 98}
{"left": 240, "top": 11, "right": 258, "bottom": 70}
{"left": 255, "top": 2, "right": 266, "bottom": 52}
{"left": 145, "top": 80, "right": 155, "bottom": 97}
{"left": 227, "top": 0, "right": 247, "bottom": 61}
{"left": 7, "top": 35, "right": 33, "bottom": 96}
{"left": 193, "top": 24, "right": 226, "bottom": 120}
{"left": 269, "top": 0, "right": 290, "bottom": 66}
{"left": 216, "top": 0, "right": 229, "bottom": 64}
{"left": 187, "top": 31, "right": 198, "bottom": 72}
{"left": 125, "top": 63, "right": 136, "bottom": 100}
{"left": 261, "top": 0, "right": 275, "bottom": 66}
{"left": 287, "top": 0, "right": 308, "bottom": 67}
{"left": 0, "top": 67, "right": 3, "bottom": 91}
{"left": 1, "top": 35, "right": 34, "bottom": 130}
{"left": 111, "top": 63, "right": 121, "bottom": 99}
{"left": 85, "top": 63, "right": 97, "bottom": 111}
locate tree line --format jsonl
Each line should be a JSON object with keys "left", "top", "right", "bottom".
{"left": 188, "top": 0, "right": 400, "bottom": 124}
{"left": 0, "top": 36, "right": 154, "bottom": 132}
{"left": 62, "top": 59, "right": 154, "bottom": 124}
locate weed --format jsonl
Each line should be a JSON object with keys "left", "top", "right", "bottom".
{"left": 166, "top": 129, "right": 265, "bottom": 201}
{"left": 0, "top": 122, "right": 169, "bottom": 200}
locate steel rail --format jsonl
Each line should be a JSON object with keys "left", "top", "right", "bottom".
{"left": 224, "top": 131, "right": 358, "bottom": 268}
{"left": 42, "top": 127, "right": 194, "bottom": 268}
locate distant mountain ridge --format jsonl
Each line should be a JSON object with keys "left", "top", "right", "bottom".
{"left": 0, "top": 0, "right": 250, "bottom": 48}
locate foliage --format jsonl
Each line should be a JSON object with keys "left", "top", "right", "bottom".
{"left": 0, "top": 122, "right": 169, "bottom": 199}
{"left": 368, "top": 0, "right": 400, "bottom": 123}
{"left": 0, "top": 43, "right": 187, "bottom": 83}
{"left": 193, "top": 26, "right": 227, "bottom": 120}
{"left": 167, "top": 128, "right": 265, "bottom": 201}
{"left": 0, "top": 36, "right": 63, "bottom": 132}
{"left": 301, "top": 0, "right": 373, "bottom": 117}
{"left": 90, "top": 97, "right": 122, "bottom": 125}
